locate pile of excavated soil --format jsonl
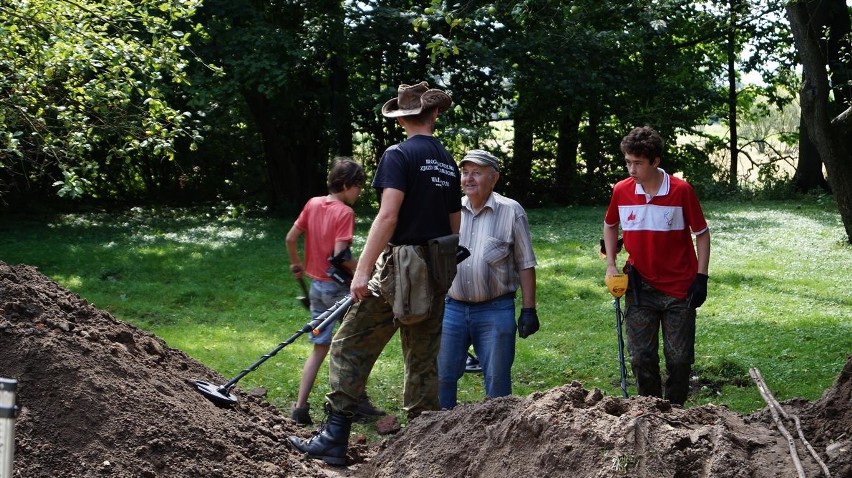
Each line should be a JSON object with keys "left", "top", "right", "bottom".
{"left": 1, "top": 261, "right": 849, "bottom": 477}
{"left": 0, "top": 262, "right": 360, "bottom": 478}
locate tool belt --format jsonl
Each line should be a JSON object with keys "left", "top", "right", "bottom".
{"left": 426, "top": 233, "right": 460, "bottom": 295}
{"left": 369, "top": 234, "right": 459, "bottom": 325}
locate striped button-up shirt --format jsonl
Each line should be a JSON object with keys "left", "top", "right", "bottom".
{"left": 448, "top": 191, "right": 537, "bottom": 303}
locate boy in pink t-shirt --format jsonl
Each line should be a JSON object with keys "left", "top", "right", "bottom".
{"left": 603, "top": 126, "right": 711, "bottom": 405}
{"left": 285, "top": 158, "right": 383, "bottom": 425}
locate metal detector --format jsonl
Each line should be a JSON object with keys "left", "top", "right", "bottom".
{"left": 606, "top": 274, "right": 629, "bottom": 398}
{"left": 195, "top": 244, "right": 471, "bottom": 406}
{"left": 194, "top": 294, "right": 353, "bottom": 406}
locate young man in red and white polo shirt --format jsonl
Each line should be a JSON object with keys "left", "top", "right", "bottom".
{"left": 603, "top": 126, "right": 711, "bottom": 405}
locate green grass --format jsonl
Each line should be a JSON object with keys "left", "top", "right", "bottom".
{"left": 1, "top": 199, "right": 850, "bottom": 428}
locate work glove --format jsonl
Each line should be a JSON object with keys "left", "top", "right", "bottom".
{"left": 517, "top": 308, "right": 540, "bottom": 339}
{"left": 598, "top": 237, "right": 623, "bottom": 258}
{"left": 686, "top": 273, "right": 709, "bottom": 309}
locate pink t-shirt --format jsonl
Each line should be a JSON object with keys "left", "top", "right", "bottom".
{"left": 604, "top": 171, "right": 707, "bottom": 299}
{"left": 294, "top": 197, "right": 355, "bottom": 281}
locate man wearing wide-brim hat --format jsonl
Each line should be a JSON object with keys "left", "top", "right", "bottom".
{"left": 288, "top": 81, "right": 461, "bottom": 466}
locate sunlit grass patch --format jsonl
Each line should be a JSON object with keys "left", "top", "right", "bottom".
{"left": 0, "top": 198, "right": 849, "bottom": 422}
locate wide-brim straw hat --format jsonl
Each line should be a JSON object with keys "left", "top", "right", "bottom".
{"left": 381, "top": 81, "right": 452, "bottom": 118}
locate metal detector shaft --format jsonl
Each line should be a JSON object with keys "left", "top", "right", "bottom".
{"left": 614, "top": 298, "right": 628, "bottom": 398}
{"left": 312, "top": 295, "right": 353, "bottom": 337}
{"left": 218, "top": 294, "right": 353, "bottom": 391}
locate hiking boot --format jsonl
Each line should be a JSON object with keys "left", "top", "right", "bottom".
{"left": 465, "top": 352, "right": 482, "bottom": 373}
{"left": 291, "top": 403, "right": 312, "bottom": 426}
{"left": 287, "top": 410, "right": 352, "bottom": 466}
{"left": 354, "top": 391, "right": 385, "bottom": 420}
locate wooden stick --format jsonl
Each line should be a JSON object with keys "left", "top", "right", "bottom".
{"left": 792, "top": 413, "right": 832, "bottom": 477}
{"left": 750, "top": 368, "right": 831, "bottom": 477}
{"left": 749, "top": 367, "right": 806, "bottom": 478}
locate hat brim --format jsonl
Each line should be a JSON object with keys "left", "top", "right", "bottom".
{"left": 381, "top": 98, "right": 422, "bottom": 118}
{"left": 381, "top": 90, "right": 452, "bottom": 118}
{"left": 459, "top": 158, "right": 500, "bottom": 172}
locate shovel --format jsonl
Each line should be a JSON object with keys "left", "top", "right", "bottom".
{"left": 606, "top": 274, "right": 629, "bottom": 398}
{"left": 194, "top": 294, "right": 354, "bottom": 406}
{"left": 296, "top": 277, "right": 310, "bottom": 310}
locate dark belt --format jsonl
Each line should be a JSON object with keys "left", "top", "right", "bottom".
{"left": 447, "top": 292, "right": 516, "bottom": 306}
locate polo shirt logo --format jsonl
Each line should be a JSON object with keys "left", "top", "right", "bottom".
{"left": 664, "top": 210, "right": 674, "bottom": 226}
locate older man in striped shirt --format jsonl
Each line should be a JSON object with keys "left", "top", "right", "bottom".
{"left": 437, "top": 149, "right": 540, "bottom": 409}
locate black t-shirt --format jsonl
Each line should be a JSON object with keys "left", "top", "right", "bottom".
{"left": 372, "top": 135, "right": 461, "bottom": 245}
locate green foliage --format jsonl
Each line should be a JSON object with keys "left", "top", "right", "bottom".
{"left": 0, "top": 0, "right": 207, "bottom": 203}
{"left": 1, "top": 199, "right": 849, "bottom": 424}
{"left": 0, "top": 0, "right": 816, "bottom": 216}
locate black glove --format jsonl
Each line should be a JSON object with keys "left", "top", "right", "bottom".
{"left": 686, "top": 273, "right": 709, "bottom": 309}
{"left": 517, "top": 308, "right": 540, "bottom": 339}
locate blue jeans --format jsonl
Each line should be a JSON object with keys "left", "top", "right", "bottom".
{"left": 308, "top": 279, "right": 349, "bottom": 345}
{"left": 437, "top": 295, "right": 516, "bottom": 409}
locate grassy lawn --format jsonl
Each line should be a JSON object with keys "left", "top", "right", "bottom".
{"left": 1, "top": 198, "right": 850, "bottom": 425}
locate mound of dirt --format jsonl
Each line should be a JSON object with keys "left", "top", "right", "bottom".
{"left": 0, "top": 262, "right": 354, "bottom": 477}
{"left": 359, "top": 378, "right": 848, "bottom": 478}
{"left": 1, "top": 261, "right": 849, "bottom": 477}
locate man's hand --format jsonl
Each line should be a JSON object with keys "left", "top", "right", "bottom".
{"left": 290, "top": 264, "right": 303, "bottom": 280}
{"left": 349, "top": 270, "right": 370, "bottom": 302}
{"left": 686, "top": 273, "right": 709, "bottom": 309}
{"left": 517, "top": 308, "right": 540, "bottom": 339}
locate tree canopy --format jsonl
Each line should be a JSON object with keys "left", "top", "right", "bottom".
{"left": 0, "top": 0, "right": 206, "bottom": 203}
{"left": 2, "top": 0, "right": 850, "bottom": 240}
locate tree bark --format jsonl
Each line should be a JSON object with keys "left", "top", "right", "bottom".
{"left": 727, "top": 0, "right": 739, "bottom": 188}
{"left": 510, "top": 90, "right": 534, "bottom": 204}
{"left": 555, "top": 108, "right": 580, "bottom": 205}
{"left": 786, "top": 1, "right": 852, "bottom": 242}
{"left": 792, "top": 114, "right": 830, "bottom": 192}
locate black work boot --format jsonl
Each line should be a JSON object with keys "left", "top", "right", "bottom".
{"left": 287, "top": 410, "right": 352, "bottom": 466}
{"left": 354, "top": 391, "right": 386, "bottom": 421}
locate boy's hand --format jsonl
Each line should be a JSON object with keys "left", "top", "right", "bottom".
{"left": 686, "top": 273, "right": 709, "bottom": 309}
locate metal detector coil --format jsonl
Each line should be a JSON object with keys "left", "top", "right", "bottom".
{"left": 193, "top": 294, "right": 353, "bottom": 406}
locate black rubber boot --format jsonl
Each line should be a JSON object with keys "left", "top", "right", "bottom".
{"left": 287, "top": 410, "right": 351, "bottom": 466}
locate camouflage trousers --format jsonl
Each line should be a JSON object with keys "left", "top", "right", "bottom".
{"left": 624, "top": 281, "right": 696, "bottom": 405}
{"left": 326, "top": 291, "right": 445, "bottom": 420}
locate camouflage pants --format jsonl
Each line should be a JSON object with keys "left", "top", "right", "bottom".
{"left": 326, "top": 291, "right": 445, "bottom": 419}
{"left": 624, "top": 281, "right": 696, "bottom": 405}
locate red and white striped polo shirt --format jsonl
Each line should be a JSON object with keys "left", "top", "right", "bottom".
{"left": 604, "top": 169, "right": 708, "bottom": 299}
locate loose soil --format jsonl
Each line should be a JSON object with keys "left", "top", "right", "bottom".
{"left": 1, "top": 262, "right": 849, "bottom": 477}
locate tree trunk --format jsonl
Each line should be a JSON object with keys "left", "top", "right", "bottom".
{"left": 727, "top": 0, "right": 739, "bottom": 189}
{"left": 787, "top": 1, "right": 852, "bottom": 242}
{"left": 510, "top": 90, "right": 534, "bottom": 203}
{"left": 583, "top": 108, "right": 603, "bottom": 182}
{"left": 793, "top": 114, "right": 830, "bottom": 192}
{"left": 555, "top": 109, "right": 580, "bottom": 205}
{"left": 328, "top": 2, "right": 353, "bottom": 157}
{"left": 243, "top": 92, "right": 327, "bottom": 208}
